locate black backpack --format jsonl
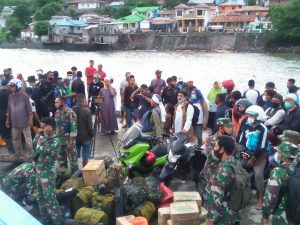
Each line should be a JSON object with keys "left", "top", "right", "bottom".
{"left": 185, "top": 104, "right": 200, "bottom": 127}
{"left": 285, "top": 166, "right": 300, "bottom": 224}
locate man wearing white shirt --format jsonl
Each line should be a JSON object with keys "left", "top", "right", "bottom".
{"left": 243, "top": 79, "right": 260, "bottom": 105}
{"left": 174, "top": 90, "right": 194, "bottom": 138}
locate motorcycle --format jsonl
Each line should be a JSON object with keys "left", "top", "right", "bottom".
{"left": 119, "top": 123, "right": 168, "bottom": 178}
{"left": 159, "top": 133, "right": 207, "bottom": 186}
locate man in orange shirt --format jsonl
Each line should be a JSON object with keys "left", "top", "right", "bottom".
{"left": 85, "top": 60, "right": 97, "bottom": 90}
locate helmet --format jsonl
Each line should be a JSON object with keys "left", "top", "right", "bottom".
{"left": 222, "top": 80, "right": 235, "bottom": 91}
{"left": 236, "top": 98, "right": 252, "bottom": 108}
{"left": 8, "top": 79, "right": 22, "bottom": 91}
{"left": 245, "top": 105, "right": 266, "bottom": 121}
{"left": 143, "top": 151, "right": 156, "bottom": 166}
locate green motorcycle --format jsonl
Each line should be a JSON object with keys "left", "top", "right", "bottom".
{"left": 118, "top": 123, "right": 168, "bottom": 178}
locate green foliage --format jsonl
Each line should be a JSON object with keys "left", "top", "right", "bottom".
{"left": 95, "top": 5, "right": 132, "bottom": 19}
{"left": 68, "top": 6, "right": 76, "bottom": 17}
{"left": 12, "top": 2, "right": 32, "bottom": 26}
{"left": 164, "top": 0, "right": 189, "bottom": 8}
{"left": 267, "top": 0, "right": 300, "bottom": 46}
{"left": 34, "top": 2, "right": 62, "bottom": 21}
{"left": 33, "top": 21, "right": 48, "bottom": 36}
{"left": 7, "top": 21, "right": 22, "bottom": 37}
{"left": 33, "top": 0, "right": 64, "bottom": 9}
{"left": 0, "top": 31, "right": 7, "bottom": 43}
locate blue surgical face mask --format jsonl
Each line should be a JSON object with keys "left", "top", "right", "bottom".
{"left": 284, "top": 102, "right": 292, "bottom": 109}
{"left": 222, "top": 88, "right": 227, "bottom": 93}
{"left": 178, "top": 98, "right": 186, "bottom": 104}
{"left": 274, "top": 152, "right": 281, "bottom": 164}
{"left": 190, "top": 95, "right": 197, "bottom": 101}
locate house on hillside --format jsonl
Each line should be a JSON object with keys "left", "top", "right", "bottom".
{"left": 79, "top": 14, "right": 102, "bottom": 23}
{"left": 188, "top": 0, "right": 215, "bottom": 5}
{"left": 49, "top": 18, "right": 87, "bottom": 35}
{"left": 150, "top": 17, "right": 176, "bottom": 32}
{"left": 175, "top": 3, "right": 210, "bottom": 32}
{"left": 65, "top": 0, "right": 108, "bottom": 13}
{"left": 116, "top": 14, "right": 145, "bottom": 32}
{"left": 233, "top": 6, "right": 269, "bottom": 15}
{"left": 265, "top": 0, "right": 290, "bottom": 6}
{"left": 219, "top": 0, "right": 245, "bottom": 11}
{"left": 1, "top": 6, "right": 16, "bottom": 17}
{"left": 109, "top": 1, "right": 124, "bottom": 8}
{"left": 21, "top": 28, "right": 37, "bottom": 39}
{"left": 160, "top": 10, "right": 176, "bottom": 18}
{"left": 210, "top": 14, "right": 259, "bottom": 30}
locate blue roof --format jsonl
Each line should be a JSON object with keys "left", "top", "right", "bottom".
{"left": 49, "top": 19, "right": 87, "bottom": 27}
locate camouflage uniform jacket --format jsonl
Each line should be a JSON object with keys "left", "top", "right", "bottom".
{"left": 35, "top": 135, "right": 61, "bottom": 174}
{"left": 262, "top": 163, "right": 296, "bottom": 225}
{"left": 54, "top": 107, "right": 77, "bottom": 145}
{"left": 1, "top": 162, "right": 36, "bottom": 199}
{"left": 207, "top": 157, "right": 240, "bottom": 225}
{"left": 203, "top": 133, "right": 219, "bottom": 184}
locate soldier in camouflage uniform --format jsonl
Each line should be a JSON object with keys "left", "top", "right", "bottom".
{"left": 279, "top": 130, "right": 300, "bottom": 145}
{"left": 54, "top": 96, "right": 78, "bottom": 174}
{"left": 35, "top": 117, "right": 63, "bottom": 225}
{"left": 206, "top": 135, "right": 240, "bottom": 225}
{"left": 262, "top": 141, "right": 298, "bottom": 225}
{"left": 1, "top": 162, "right": 36, "bottom": 200}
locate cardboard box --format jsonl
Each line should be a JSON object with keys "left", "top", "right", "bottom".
{"left": 173, "top": 192, "right": 202, "bottom": 212}
{"left": 167, "top": 219, "right": 172, "bottom": 225}
{"left": 82, "top": 159, "right": 106, "bottom": 186}
{"left": 158, "top": 207, "right": 171, "bottom": 225}
{"left": 116, "top": 215, "right": 135, "bottom": 225}
{"left": 170, "top": 201, "right": 199, "bottom": 225}
{"left": 199, "top": 207, "right": 208, "bottom": 224}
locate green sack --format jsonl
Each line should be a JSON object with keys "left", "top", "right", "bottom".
{"left": 133, "top": 201, "right": 156, "bottom": 222}
{"left": 70, "top": 196, "right": 89, "bottom": 217}
{"left": 101, "top": 194, "right": 115, "bottom": 225}
{"left": 74, "top": 207, "right": 108, "bottom": 225}
{"left": 123, "top": 179, "right": 147, "bottom": 210}
{"left": 60, "top": 177, "right": 85, "bottom": 190}
{"left": 77, "top": 186, "right": 95, "bottom": 205}
{"left": 145, "top": 177, "right": 162, "bottom": 204}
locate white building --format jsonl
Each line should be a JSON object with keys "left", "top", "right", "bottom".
{"left": 65, "top": 0, "right": 107, "bottom": 11}
{"left": 1, "top": 6, "right": 16, "bottom": 17}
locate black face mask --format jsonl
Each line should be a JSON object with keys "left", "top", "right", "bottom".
{"left": 48, "top": 77, "right": 54, "bottom": 81}
{"left": 272, "top": 102, "right": 280, "bottom": 109}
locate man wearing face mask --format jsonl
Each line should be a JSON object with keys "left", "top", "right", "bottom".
{"left": 35, "top": 117, "right": 64, "bottom": 225}
{"left": 202, "top": 118, "right": 234, "bottom": 208}
{"left": 233, "top": 98, "right": 252, "bottom": 138}
{"left": 264, "top": 94, "right": 286, "bottom": 129}
{"left": 262, "top": 141, "right": 298, "bottom": 225}
{"left": 39, "top": 71, "right": 56, "bottom": 118}
{"left": 88, "top": 73, "right": 103, "bottom": 114}
{"left": 54, "top": 96, "right": 78, "bottom": 174}
{"left": 206, "top": 135, "right": 240, "bottom": 225}
{"left": 173, "top": 90, "right": 194, "bottom": 139}
{"left": 238, "top": 105, "right": 268, "bottom": 210}
{"left": 274, "top": 93, "right": 300, "bottom": 134}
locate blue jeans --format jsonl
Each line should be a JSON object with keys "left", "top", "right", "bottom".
{"left": 194, "top": 124, "right": 203, "bottom": 147}
{"left": 125, "top": 106, "right": 137, "bottom": 128}
{"left": 76, "top": 140, "right": 92, "bottom": 160}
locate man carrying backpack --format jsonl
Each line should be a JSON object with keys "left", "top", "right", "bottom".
{"left": 206, "top": 135, "right": 243, "bottom": 225}
{"left": 262, "top": 141, "right": 298, "bottom": 225}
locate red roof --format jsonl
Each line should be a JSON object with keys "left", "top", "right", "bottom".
{"left": 233, "top": 6, "right": 269, "bottom": 12}
{"left": 160, "top": 9, "right": 176, "bottom": 15}
{"left": 211, "top": 14, "right": 257, "bottom": 23}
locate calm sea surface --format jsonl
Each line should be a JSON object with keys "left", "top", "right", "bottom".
{"left": 1, "top": 49, "right": 300, "bottom": 108}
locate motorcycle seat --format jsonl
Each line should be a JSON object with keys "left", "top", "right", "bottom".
{"left": 139, "top": 135, "right": 153, "bottom": 142}
{"left": 151, "top": 144, "right": 168, "bottom": 158}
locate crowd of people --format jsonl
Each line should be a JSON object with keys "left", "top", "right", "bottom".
{"left": 0, "top": 62, "right": 300, "bottom": 225}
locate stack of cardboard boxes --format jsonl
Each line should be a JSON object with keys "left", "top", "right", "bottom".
{"left": 158, "top": 192, "right": 208, "bottom": 225}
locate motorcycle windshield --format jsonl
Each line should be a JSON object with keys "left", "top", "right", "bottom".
{"left": 121, "top": 122, "right": 143, "bottom": 146}
{"left": 171, "top": 133, "right": 189, "bottom": 154}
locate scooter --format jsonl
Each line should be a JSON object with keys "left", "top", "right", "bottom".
{"left": 159, "top": 133, "right": 207, "bottom": 186}
{"left": 119, "top": 123, "right": 168, "bottom": 178}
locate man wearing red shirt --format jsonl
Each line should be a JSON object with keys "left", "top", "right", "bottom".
{"left": 97, "top": 63, "right": 106, "bottom": 80}
{"left": 85, "top": 60, "right": 97, "bottom": 90}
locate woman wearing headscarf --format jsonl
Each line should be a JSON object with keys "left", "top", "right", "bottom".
{"left": 147, "top": 94, "right": 166, "bottom": 140}
{"left": 207, "top": 81, "right": 222, "bottom": 129}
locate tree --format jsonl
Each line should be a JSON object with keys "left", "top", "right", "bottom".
{"left": 7, "top": 22, "right": 22, "bottom": 38}
{"left": 68, "top": 6, "right": 76, "bottom": 17}
{"left": 268, "top": 0, "right": 300, "bottom": 46}
{"left": 34, "top": 2, "right": 62, "bottom": 21}
{"left": 12, "top": 2, "right": 32, "bottom": 26}
{"left": 0, "top": 31, "right": 7, "bottom": 43}
{"left": 34, "top": 21, "right": 49, "bottom": 36}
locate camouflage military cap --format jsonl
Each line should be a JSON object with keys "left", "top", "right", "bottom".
{"left": 216, "top": 118, "right": 233, "bottom": 128}
{"left": 275, "top": 141, "right": 298, "bottom": 158}
{"left": 279, "top": 130, "right": 300, "bottom": 145}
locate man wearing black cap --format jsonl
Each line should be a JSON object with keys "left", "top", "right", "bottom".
{"left": 257, "top": 82, "right": 277, "bottom": 109}
{"left": 0, "top": 80, "right": 14, "bottom": 154}
{"left": 26, "top": 75, "right": 37, "bottom": 88}
{"left": 162, "top": 76, "right": 180, "bottom": 105}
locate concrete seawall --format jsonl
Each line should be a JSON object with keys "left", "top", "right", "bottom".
{"left": 115, "top": 33, "right": 266, "bottom": 52}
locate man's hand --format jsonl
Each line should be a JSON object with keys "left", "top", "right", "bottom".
{"left": 181, "top": 129, "right": 188, "bottom": 134}
{"left": 203, "top": 123, "right": 208, "bottom": 130}
{"left": 28, "top": 119, "right": 33, "bottom": 128}
{"left": 261, "top": 218, "right": 269, "bottom": 225}
{"left": 67, "top": 143, "right": 74, "bottom": 152}
{"left": 5, "top": 120, "right": 10, "bottom": 129}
